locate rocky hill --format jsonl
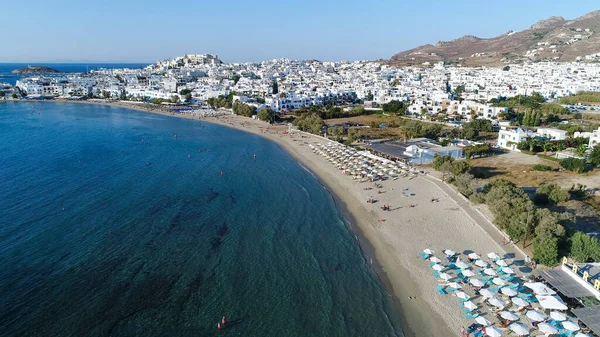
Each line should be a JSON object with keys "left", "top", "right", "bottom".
{"left": 388, "top": 10, "right": 600, "bottom": 67}
{"left": 11, "top": 66, "right": 63, "bottom": 74}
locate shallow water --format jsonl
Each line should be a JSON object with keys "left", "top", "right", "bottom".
{"left": 0, "top": 102, "right": 401, "bottom": 337}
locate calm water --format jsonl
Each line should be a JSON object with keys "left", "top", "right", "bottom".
{"left": 0, "top": 63, "right": 150, "bottom": 85}
{"left": 0, "top": 102, "right": 401, "bottom": 337}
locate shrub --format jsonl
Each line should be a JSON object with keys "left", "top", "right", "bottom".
{"left": 532, "top": 164, "right": 553, "bottom": 171}
{"left": 560, "top": 158, "right": 587, "bottom": 173}
{"left": 534, "top": 183, "right": 569, "bottom": 205}
{"left": 453, "top": 173, "right": 477, "bottom": 197}
{"left": 570, "top": 232, "right": 600, "bottom": 263}
{"left": 470, "top": 192, "right": 486, "bottom": 204}
{"left": 533, "top": 234, "right": 559, "bottom": 266}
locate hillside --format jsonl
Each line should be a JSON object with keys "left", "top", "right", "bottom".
{"left": 388, "top": 10, "right": 600, "bottom": 67}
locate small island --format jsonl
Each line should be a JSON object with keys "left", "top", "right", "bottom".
{"left": 11, "top": 65, "right": 63, "bottom": 74}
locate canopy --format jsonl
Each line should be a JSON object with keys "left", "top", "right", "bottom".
{"left": 432, "top": 264, "right": 443, "bottom": 271}
{"left": 538, "top": 323, "right": 558, "bottom": 335}
{"left": 475, "top": 316, "right": 491, "bottom": 326}
{"left": 462, "top": 270, "right": 475, "bottom": 277}
{"left": 464, "top": 300, "right": 477, "bottom": 310}
{"left": 468, "top": 253, "right": 480, "bottom": 260}
{"left": 509, "top": 323, "right": 529, "bottom": 336}
{"left": 500, "top": 287, "right": 518, "bottom": 297}
{"left": 500, "top": 310, "right": 519, "bottom": 321}
{"left": 524, "top": 282, "right": 556, "bottom": 295}
{"left": 537, "top": 295, "right": 568, "bottom": 310}
{"left": 483, "top": 268, "right": 497, "bottom": 276}
{"left": 456, "top": 291, "right": 469, "bottom": 300}
{"left": 526, "top": 310, "right": 546, "bottom": 322}
{"left": 488, "top": 297, "right": 506, "bottom": 308}
{"left": 496, "top": 259, "right": 508, "bottom": 267}
{"left": 480, "top": 289, "right": 495, "bottom": 298}
{"left": 485, "top": 326, "right": 502, "bottom": 337}
{"left": 455, "top": 261, "right": 470, "bottom": 269}
{"left": 430, "top": 257, "right": 441, "bottom": 263}
{"left": 475, "top": 260, "right": 488, "bottom": 268}
{"left": 562, "top": 321, "right": 581, "bottom": 331}
{"left": 439, "top": 272, "right": 452, "bottom": 281}
{"left": 444, "top": 249, "right": 456, "bottom": 256}
{"left": 501, "top": 267, "right": 515, "bottom": 274}
{"left": 511, "top": 297, "right": 529, "bottom": 307}
{"left": 447, "top": 282, "right": 462, "bottom": 289}
{"left": 550, "top": 311, "right": 567, "bottom": 321}
{"left": 470, "top": 279, "right": 485, "bottom": 287}
{"left": 487, "top": 252, "right": 500, "bottom": 260}
{"left": 492, "top": 278, "right": 506, "bottom": 286}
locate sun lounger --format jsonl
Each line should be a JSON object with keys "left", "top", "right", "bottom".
{"left": 558, "top": 331, "right": 573, "bottom": 337}
{"left": 473, "top": 330, "right": 483, "bottom": 336}
{"left": 463, "top": 308, "right": 474, "bottom": 313}
{"left": 432, "top": 271, "right": 440, "bottom": 277}
{"left": 465, "top": 313, "right": 479, "bottom": 319}
{"left": 437, "top": 285, "right": 447, "bottom": 295}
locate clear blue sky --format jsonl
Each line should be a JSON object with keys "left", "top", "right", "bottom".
{"left": 1, "top": 0, "right": 598, "bottom": 63}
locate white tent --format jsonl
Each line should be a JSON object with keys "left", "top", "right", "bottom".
{"left": 488, "top": 297, "right": 506, "bottom": 308}
{"left": 537, "top": 323, "right": 558, "bottom": 335}
{"left": 500, "top": 311, "right": 518, "bottom": 321}
{"left": 526, "top": 310, "right": 546, "bottom": 322}
{"left": 562, "top": 321, "right": 581, "bottom": 332}
{"left": 508, "top": 323, "right": 529, "bottom": 336}
{"left": 475, "top": 316, "right": 491, "bottom": 326}
{"left": 550, "top": 311, "right": 567, "bottom": 321}
{"left": 537, "top": 295, "right": 568, "bottom": 310}
{"left": 524, "top": 282, "right": 556, "bottom": 295}
{"left": 484, "top": 326, "right": 502, "bottom": 337}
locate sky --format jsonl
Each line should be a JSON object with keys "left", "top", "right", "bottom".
{"left": 0, "top": 0, "right": 598, "bottom": 63}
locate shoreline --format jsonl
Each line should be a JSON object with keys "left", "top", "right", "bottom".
{"left": 15, "top": 99, "right": 516, "bottom": 337}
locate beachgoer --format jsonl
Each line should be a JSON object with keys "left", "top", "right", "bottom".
{"left": 460, "top": 326, "right": 465, "bottom": 335}
{"left": 222, "top": 317, "right": 226, "bottom": 325}
{"left": 217, "top": 323, "right": 221, "bottom": 330}
{"left": 502, "top": 237, "right": 507, "bottom": 245}
{"left": 525, "top": 255, "right": 530, "bottom": 264}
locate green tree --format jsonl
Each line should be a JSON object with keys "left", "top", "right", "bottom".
{"left": 0, "top": 91, "right": 5, "bottom": 97}
{"left": 257, "top": 109, "right": 271, "bottom": 121}
{"left": 590, "top": 145, "right": 600, "bottom": 166}
{"left": 570, "top": 232, "right": 600, "bottom": 263}
{"left": 272, "top": 80, "right": 278, "bottom": 95}
{"left": 533, "top": 234, "right": 559, "bottom": 266}
{"left": 102, "top": 90, "right": 111, "bottom": 99}
{"left": 171, "top": 95, "right": 180, "bottom": 104}
{"left": 576, "top": 144, "right": 587, "bottom": 158}
{"left": 534, "top": 183, "right": 569, "bottom": 205}
{"left": 185, "top": 93, "right": 192, "bottom": 103}
{"left": 381, "top": 100, "right": 406, "bottom": 114}
{"left": 365, "top": 91, "right": 374, "bottom": 101}
{"left": 179, "top": 88, "right": 191, "bottom": 95}
{"left": 12, "top": 93, "right": 18, "bottom": 99}
{"left": 503, "top": 66, "right": 510, "bottom": 71}
{"left": 119, "top": 92, "right": 127, "bottom": 100}
{"left": 560, "top": 158, "right": 587, "bottom": 173}
{"left": 232, "top": 74, "right": 241, "bottom": 85}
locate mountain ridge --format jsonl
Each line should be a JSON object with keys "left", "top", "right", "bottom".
{"left": 388, "top": 10, "right": 600, "bottom": 67}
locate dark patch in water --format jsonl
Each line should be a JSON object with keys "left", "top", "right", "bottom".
{"left": 216, "top": 223, "right": 228, "bottom": 237}
{"left": 210, "top": 237, "right": 222, "bottom": 252}
{"left": 228, "top": 194, "right": 236, "bottom": 204}
{"left": 206, "top": 189, "right": 219, "bottom": 203}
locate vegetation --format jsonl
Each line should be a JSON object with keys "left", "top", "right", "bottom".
{"left": 179, "top": 88, "right": 191, "bottom": 95}
{"left": 257, "top": 108, "right": 278, "bottom": 122}
{"left": 293, "top": 112, "right": 324, "bottom": 134}
{"left": 432, "top": 155, "right": 471, "bottom": 180}
{"left": 532, "top": 164, "right": 553, "bottom": 171}
{"left": 206, "top": 96, "right": 233, "bottom": 109}
{"left": 559, "top": 91, "right": 600, "bottom": 105}
{"left": 294, "top": 105, "right": 369, "bottom": 120}
{"left": 272, "top": 80, "right": 278, "bottom": 95}
{"left": 534, "top": 183, "right": 569, "bottom": 205}
{"left": 449, "top": 119, "right": 492, "bottom": 140}
{"left": 381, "top": 100, "right": 408, "bottom": 115}
{"left": 570, "top": 232, "right": 600, "bottom": 263}
{"left": 560, "top": 158, "right": 587, "bottom": 173}
{"left": 590, "top": 145, "right": 600, "bottom": 166}
{"left": 232, "top": 101, "right": 256, "bottom": 117}
{"left": 464, "top": 144, "right": 493, "bottom": 159}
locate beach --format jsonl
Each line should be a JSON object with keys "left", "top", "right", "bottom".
{"left": 24, "top": 99, "right": 526, "bottom": 336}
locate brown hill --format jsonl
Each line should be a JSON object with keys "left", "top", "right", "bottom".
{"left": 388, "top": 10, "right": 600, "bottom": 67}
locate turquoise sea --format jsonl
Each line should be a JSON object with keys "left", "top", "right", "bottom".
{"left": 0, "top": 102, "right": 402, "bottom": 337}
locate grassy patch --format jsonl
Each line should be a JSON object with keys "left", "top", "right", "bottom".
{"left": 538, "top": 154, "right": 561, "bottom": 162}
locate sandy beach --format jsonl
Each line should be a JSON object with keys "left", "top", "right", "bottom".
{"left": 26, "top": 100, "right": 527, "bottom": 336}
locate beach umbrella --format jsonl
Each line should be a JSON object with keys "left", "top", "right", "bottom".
{"left": 484, "top": 326, "right": 502, "bottom": 337}
{"left": 508, "top": 322, "right": 529, "bottom": 336}
{"left": 484, "top": 268, "right": 497, "bottom": 276}
{"left": 455, "top": 261, "right": 470, "bottom": 269}
{"left": 501, "top": 267, "right": 515, "bottom": 274}
{"left": 500, "top": 311, "right": 518, "bottom": 321}
{"left": 475, "top": 260, "right": 488, "bottom": 268}
{"left": 524, "top": 282, "right": 556, "bottom": 295}
{"left": 492, "top": 278, "right": 506, "bottom": 286}
{"left": 526, "top": 310, "right": 546, "bottom": 322}
{"left": 562, "top": 321, "right": 581, "bottom": 331}
{"left": 550, "top": 311, "right": 567, "bottom": 321}
{"left": 430, "top": 256, "right": 441, "bottom": 263}
{"left": 511, "top": 297, "right": 529, "bottom": 307}
{"left": 432, "top": 264, "right": 443, "bottom": 271}
{"left": 468, "top": 252, "right": 481, "bottom": 260}
{"left": 537, "top": 323, "right": 559, "bottom": 335}
{"left": 574, "top": 333, "right": 591, "bottom": 337}
{"left": 501, "top": 287, "right": 518, "bottom": 297}
{"left": 480, "top": 289, "right": 495, "bottom": 298}
{"left": 496, "top": 259, "right": 508, "bottom": 267}
{"left": 462, "top": 270, "right": 475, "bottom": 277}
{"left": 488, "top": 297, "right": 506, "bottom": 308}
{"left": 444, "top": 249, "right": 456, "bottom": 256}
{"left": 537, "top": 295, "right": 568, "bottom": 310}
{"left": 487, "top": 252, "right": 500, "bottom": 260}
{"left": 447, "top": 282, "right": 462, "bottom": 289}
{"left": 456, "top": 291, "right": 470, "bottom": 300}
{"left": 475, "top": 316, "right": 491, "bottom": 326}
{"left": 439, "top": 272, "right": 452, "bottom": 281}
{"left": 464, "top": 300, "right": 478, "bottom": 311}
{"left": 470, "top": 279, "right": 485, "bottom": 287}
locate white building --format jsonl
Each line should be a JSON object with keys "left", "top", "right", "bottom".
{"left": 497, "top": 126, "right": 534, "bottom": 151}
{"left": 536, "top": 127, "right": 568, "bottom": 141}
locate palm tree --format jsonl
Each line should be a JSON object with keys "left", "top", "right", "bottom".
{"left": 543, "top": 142, "right": 555, "bottom": 155}
{"left": 576, "top": 144, "right": 587, "bottom": 158}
